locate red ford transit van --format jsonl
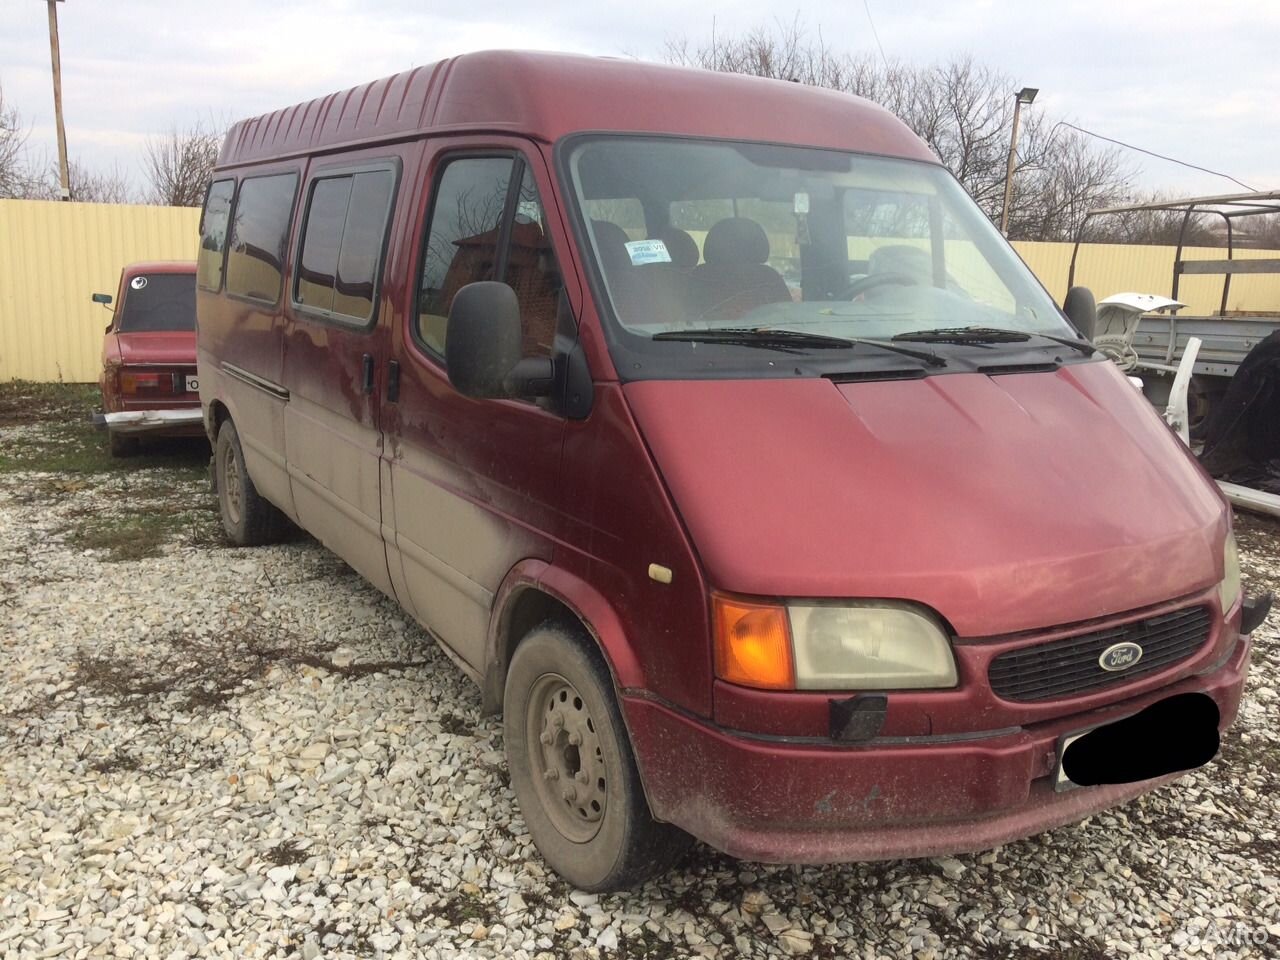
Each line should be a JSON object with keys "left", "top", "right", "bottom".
{"left": 197, "top": 52, "right": 1264, "bottom": 890}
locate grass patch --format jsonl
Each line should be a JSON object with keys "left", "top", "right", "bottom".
{"left": 0, "top": 380, "right": 98, "bottom": 427}
{"left": 64, "top": 501, "right": 221, "bottom": 562}
{"left": 0, "top": 380, "right": 207, "bottom": 478}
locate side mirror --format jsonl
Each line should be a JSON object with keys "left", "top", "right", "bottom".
{"left": 92, "top": 292, "right": 112, "bottom": 306}
{"left": 445, "top": 281, "right": 553, "bottom": 400}
{"left": 1063, "top": 286, "right": 1097, "bottom": 342}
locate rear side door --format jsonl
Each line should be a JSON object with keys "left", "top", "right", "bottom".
{"left": 280, "top": 149, "right": 406, "bottom": 597}
{"left": 382, "top": 141, "right": 579, "bottom": 671}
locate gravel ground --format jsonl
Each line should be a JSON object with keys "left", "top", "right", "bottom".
{"left": 2, "top": 385, "right": 1280, "bottom": 959}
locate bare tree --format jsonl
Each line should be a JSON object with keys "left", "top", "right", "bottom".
{"left": 145, "top": 122, "right": 222, "bottom": 207}
{"left": 64, "top": 159, "right": 133, "bottom": 203}
{"left": 664, "top": 20, "right": 1133, "bottom": 242}
{"left": 0, "top": 84, "right": 46, "bottom": 199}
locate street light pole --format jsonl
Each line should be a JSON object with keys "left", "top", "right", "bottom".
{"left": 44, "top": 0, "right": 70, "bottom": 200}
{"left": 1000, "top": 86, "right": 1038, "bottom": 236}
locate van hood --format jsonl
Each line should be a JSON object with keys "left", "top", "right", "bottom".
{"left": 624, "top": 360, "right": 1227, "bottom": 637}
{"left": 115, "top": 330, "right": 197, "bottom": 366}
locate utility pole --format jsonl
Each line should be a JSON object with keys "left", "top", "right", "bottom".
{"left": 1000, "top": 86, "right": 1038, "bottom": 237}
{"left": 44, "top": 0, "right": 70, "bottom": 200}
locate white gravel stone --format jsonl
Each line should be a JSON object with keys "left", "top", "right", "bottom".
{"left": 2, "top": 413, "right": 1280, "bottom": 959}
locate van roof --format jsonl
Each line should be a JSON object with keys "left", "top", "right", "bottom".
{"left": 218, "top": 50, "right": 936, "bottom": 169}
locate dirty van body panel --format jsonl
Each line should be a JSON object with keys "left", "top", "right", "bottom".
{"left": 280, "top": 148, "right": 408, "bottom": 599}
{"left": 555, "top": 382, "right": 715, "bottom": 717}
{"left": 283, "top": 319, "right": 393, "bottom": 594}
{"left": 624, "top": 359, "right": 1226, "bottom": 639}
{"left": 196, "top": 166, "right": 298, "bottom": 519}
{"left": 383, "top": 139, "right": 575, "bottom": 672}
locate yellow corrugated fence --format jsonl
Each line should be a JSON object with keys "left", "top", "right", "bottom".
{"left": 0, "top": 200, "right": 200, "bottom": 382}
{"left": 2, "top": 198, "right": 1280, "bottom": 382}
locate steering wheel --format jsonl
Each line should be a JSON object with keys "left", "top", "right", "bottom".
{"left": 843, "top": 271, "right": 920, "bottom": 299}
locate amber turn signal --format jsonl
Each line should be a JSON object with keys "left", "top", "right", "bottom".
{"left": 713, "top": 595, "right": 795, "bottom": 689}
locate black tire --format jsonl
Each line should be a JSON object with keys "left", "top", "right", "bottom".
{"left": 504, "top": 623, "right": 693, "bottom": 891}
{"left": 214, "top": 419, "right": 288, "bottom": 546}
{"left": 108, "top": 431, "right": 139, "bottom": 458}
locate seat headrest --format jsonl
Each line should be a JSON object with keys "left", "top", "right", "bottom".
{"left": 649, "top": 227, "right": 699, "bottom": 269}
{"left": 703, "top": 217, "right": 770, "bottom": 266}
{"left": 868, "top": 244, "right": 932, "bottom": 284}
{"left": 590, "top": 219, "right": 633, "bottom": 273}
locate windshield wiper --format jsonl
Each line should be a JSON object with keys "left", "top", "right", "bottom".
{"left": 652, "top": 327, "right": 947, "bottom": 367}
{"left": 892, "top": 326, "right": 1095, "bottom": 356}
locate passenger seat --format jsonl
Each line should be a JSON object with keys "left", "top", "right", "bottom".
{"left": 592, "top": 220, "right": 699, "bottom": 328}
{"left": 690, "top": 217, "right": 790, "bottom": 322}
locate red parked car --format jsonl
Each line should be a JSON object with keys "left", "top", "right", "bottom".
{"left": 196, "top": 52, "right": 1266, "bottom": 890}
{"left": 94, "top": 261, "right": 203, "bottom": 456}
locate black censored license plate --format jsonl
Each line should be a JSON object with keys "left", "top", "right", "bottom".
{"left": 1054, "top": 692, "right": 1220, "bottom": 792}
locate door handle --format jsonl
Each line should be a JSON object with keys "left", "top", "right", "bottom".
{"left": 387, "top": 359, "right": 401, "bottom": 403}
{"left": 361, "top": 353, "right": 374, "bottom": 395}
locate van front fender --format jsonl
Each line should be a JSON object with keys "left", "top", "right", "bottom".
{"left": 483, "top": 559, "right": 647, "bottom": 714}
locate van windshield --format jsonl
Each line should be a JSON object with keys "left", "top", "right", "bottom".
{"left": 565, "top": 136, "right": 1075, "bottom": 378}
{"left": 118, "top": 273, "right": 196, "bottom": 333}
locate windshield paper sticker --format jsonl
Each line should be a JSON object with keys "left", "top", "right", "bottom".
{"left": 625, "top": 239, "right": 672, "bottom": 265}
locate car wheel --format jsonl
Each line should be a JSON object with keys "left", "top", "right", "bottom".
{"left": 214, "top": 419, "right": 287, "bottom": 546}
{"left": 108, "top": 431, "right": 139, "bottom": 458}
{"left": 504, "top": 623, "right": 693, "bottom": 891}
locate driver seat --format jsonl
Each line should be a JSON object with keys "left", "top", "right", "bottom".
{"left": 691, "top": 217, "right": 791, "bottom": 321}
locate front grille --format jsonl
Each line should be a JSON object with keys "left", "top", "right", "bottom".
{"left": 988, "top": 605, "right": 1213, "bottom": 702}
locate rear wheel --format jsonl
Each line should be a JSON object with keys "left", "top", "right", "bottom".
{"left": 108, "top": 431, "right": 139, "bottom": 458}
{"left": 504, "top": 623, "right": 692, "bottom": 891}
{"left": 214, "top": 419, "right": 287, "bottom": 546}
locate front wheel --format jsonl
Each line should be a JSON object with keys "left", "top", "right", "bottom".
{"left": 214, "top": 419, "right": 288, "bottom": 546}
{"left": 504, "top": 624, "right": 692, "bottom": 891}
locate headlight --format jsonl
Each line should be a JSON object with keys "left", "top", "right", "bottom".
{"left": 789, "top": 602, "right": 957, "bottom": 690}
{"left": 713, "top": 595, "right": 957, "bottom": 691}
{"left": 1219, "top": 531, "right": 1241, "bottom": 614}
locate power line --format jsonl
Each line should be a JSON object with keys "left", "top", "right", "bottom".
{"left": 862, "top": 0, "right": 889, "bottom": 70}
{"left": 1054, "top": 120, "right": 1257, "bottom": 192}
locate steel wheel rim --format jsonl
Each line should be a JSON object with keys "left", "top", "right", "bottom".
{"left": 526, "top": 672, "right": 608, "bottom": 843}
{"left": 221, "top": 443, "right": 243, "bottom": 526}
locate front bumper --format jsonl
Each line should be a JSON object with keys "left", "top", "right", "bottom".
{"left": 624, "top": 631, "right": 1251, "bottom": 864}
{"left": 92, "top": 408, "right": 204, "bottom": 436}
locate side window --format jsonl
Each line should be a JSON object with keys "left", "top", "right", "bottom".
{"left": 334, "top": 171, "right": 394, "bottom": 320}
{"left": 507, "top": 165, "right": 563, "bottom": 359}
{"left": 295, "top": 169, "right": 394, "bottom": 324}
{"left": 226, "top": 172, "right": 298, "bottom": 304}
{"left": 296, "top": 177, "right": 351, "bottom": 313}
{"left": 197, "top": 179, "right": 235, "bottom": 291}
{"left": 416, "top": 157, "right": 513, "bottom": 356}
{"left": 415, "top": 156, "right": 565, "bottom": 363}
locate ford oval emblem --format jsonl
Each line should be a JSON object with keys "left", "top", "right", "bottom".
{"left": 1099, "top": 641, "right": 1143, "bottom": 672}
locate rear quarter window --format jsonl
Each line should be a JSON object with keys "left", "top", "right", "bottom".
{"left": 197, "top": 179, "right": 235, "bottom": 291}
{"left": 118, "top": 273, "right": 196, "bottom": 332}
{"left": 225, "top": 172, "right": 299, "bottom": 304}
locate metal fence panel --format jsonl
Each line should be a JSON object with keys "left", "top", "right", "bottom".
{"left": 0, "top": 199, "right": 200, "bottom": 383}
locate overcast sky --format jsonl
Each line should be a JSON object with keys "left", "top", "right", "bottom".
{"left": 2, "top": 0, "right": 1276, "bottom": 199}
